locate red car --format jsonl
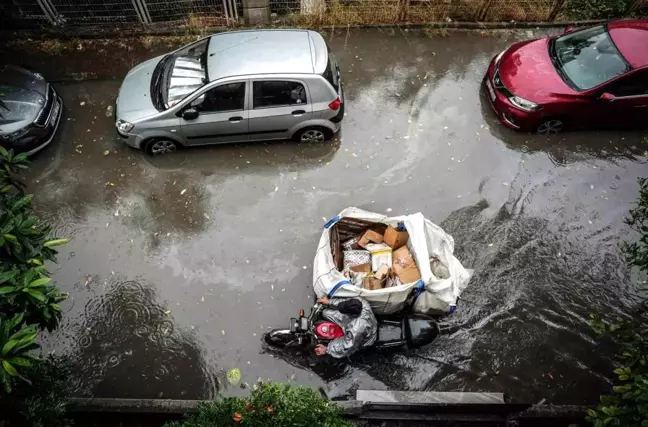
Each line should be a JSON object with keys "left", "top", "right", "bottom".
{"left": 484, "top": 20, "right": 648, "bottom": 134}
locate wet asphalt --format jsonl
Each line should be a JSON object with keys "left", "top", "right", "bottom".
{"left": 22, "top": 28, "right": 647, "bottom": 403}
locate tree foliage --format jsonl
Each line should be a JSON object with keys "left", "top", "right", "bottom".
{"left": 587, "top": 177, "right": 648, "bottom": 427}
{"left": 165, "top": 382, "right": 353, "bottom": 427}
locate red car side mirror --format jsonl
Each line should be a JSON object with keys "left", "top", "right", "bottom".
{"left": 599, "top": 92, "right": 615, "bottom": 102}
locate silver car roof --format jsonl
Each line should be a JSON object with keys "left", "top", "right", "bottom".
{"left": 206, "top": 30, "right": 328, "bottom": 82}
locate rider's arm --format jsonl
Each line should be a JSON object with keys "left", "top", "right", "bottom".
{"left": 326, "top": 330, "right": 362, "bottom": 358}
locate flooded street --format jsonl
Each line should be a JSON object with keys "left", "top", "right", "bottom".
{"left": 23, "top": 29, "right": 646, "bottom": 404}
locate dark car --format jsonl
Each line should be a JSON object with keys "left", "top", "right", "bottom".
{"left": 484, "top": 20, "right": 648, "bottom": 134}
{"left": 0, "top": 65, "right": 63, "bottom": 154}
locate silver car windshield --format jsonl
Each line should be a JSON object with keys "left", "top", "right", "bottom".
{"left": 166, "top": 38, "right": 209, "bottom": 108}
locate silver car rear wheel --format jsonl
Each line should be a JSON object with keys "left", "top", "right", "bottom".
{"left": 536, "top": 119, "right": 563, "bottom": 135}
{"left": 299, "top": 129, "right": 326, "bottom": 143}
{"left": 147, "top": 139, "right": 177, "bottom": 155}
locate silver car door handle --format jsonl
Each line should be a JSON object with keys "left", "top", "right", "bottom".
{"left": 292, "top": 110, "right": 305, "bottom": 116}
{"left": 229, "top": 116, "right": 243, "bottom": 122}
{"left": 633, "top": 105, "right": 648, "bottom": 108}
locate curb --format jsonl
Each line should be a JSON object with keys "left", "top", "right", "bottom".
{"left": 0, "top": 19, "right": 606, "bottom": 40}
{"left": 67, "top": 397, "right": 592, "bottom": 423}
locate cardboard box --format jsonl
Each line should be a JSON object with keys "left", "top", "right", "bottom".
{"left": 351, "top": 263, "right": 371, "bottom": 273}
{"left": 343, "top": 250, "right": 371, "bottom": 269}
{"left": 392, "top": 246, "right": 421, "bottom": 284}
{"left": 366, "top": 243, "right": 392, "bottom": 272}
{"left": 383, "top": 225, "right": 409, "bottom": 250}
{"left": 374, "top": 264, "right": 390, "bottom": 280}
{"left": 358, "top": 229, "right": 384, "bottom": 248}
{"left": 363, "top": 276, "right": 383, "bottom": 290}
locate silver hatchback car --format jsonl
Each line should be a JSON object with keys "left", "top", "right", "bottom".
{"left": 115, "top": 30, "right": 344, "bottom": 155}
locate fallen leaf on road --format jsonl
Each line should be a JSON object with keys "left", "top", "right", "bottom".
{"left": 103, "top": 150, "right": 110, "bottom": 156}
{"left": 227, "top": 368, "right": 242, "bottom": 385}
{"left": 180, "top": 189, "right": 187, "bottom": 195}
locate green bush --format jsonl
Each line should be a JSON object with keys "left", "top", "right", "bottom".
{"left": 0, "top": 146, "right": 67, "bottom": 393}
{"left": 165, "top": 382, "right": 353, "bottom": 427}
{"left": 587, "top": 177, "right": 648, "bottom": 427}
{"left": 0, "top": 355, "right": 74, "bottom": 427}
{"left": 563, "top": 0, "right": 633, "bottom": 20}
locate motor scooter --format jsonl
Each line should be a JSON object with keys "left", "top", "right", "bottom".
{"left": 265, "top": 302, "right": 440, "bottom": 351}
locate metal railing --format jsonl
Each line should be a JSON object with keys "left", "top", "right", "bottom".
{"left": 0, "top": 0, "right": 646, "bottom": 29}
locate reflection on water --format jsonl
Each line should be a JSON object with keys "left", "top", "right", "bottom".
{"left": 479, "top": 89, "right": 648, "bottom": 166}
{"left": 71, "top": 278, "right": 218, "bottom": 399}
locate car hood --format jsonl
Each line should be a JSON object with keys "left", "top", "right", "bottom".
{"left": 116, "top": 55, "right": 164, "bottom": 122}
{"left": 498, "top": 39, "right": 577, "bottom": 102}
{"left": 0, "top": 65, "right": 48, "bottom": 134}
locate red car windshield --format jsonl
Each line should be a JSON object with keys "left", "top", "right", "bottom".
{"left": 550, "top": 25, "right": 631, "bottom": 91}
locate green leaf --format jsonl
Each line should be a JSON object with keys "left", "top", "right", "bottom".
{"left": 0, "top": 286, "right": 16, "bottom": 294}
{"left": 11, "top": 195, "right": 32, "bottom": 212}
{"left": 28, "top": 277, "right": 51, "bottom": 288}
{"left": 3, "top": 233, "right": 17, "bottom": 243}
{"left": 1, "top": 339, "right": 18, "bottom": 356}
{"left": 0, "top": 270, "right": 18, "bottom": 284}
{"left": 43, "top": 238, "right": 69, "bottom": 247}
{"left": 619, "top": 374, "right": 630, "bottom": 381}
{"left": 10, "top": 334, "right": 38, "bottom": 353}
{"left": 2, "top": 361, "right": 17, "bottom": 377}
{"left": 27, "top": 258, "right": 43, "bottom": 266}
{"left": 25, "top": 289, "right": 46, "bottom": 302}
{"left": 12, "top": 152, "right": 28, "bottom": 163}
{"left": 7, "top": 325, "right": 36, "bottom": 343}
{"left": 0, "top": 145, "right": 9, "bottom": 158}
{"left": 227, "top": 368, "right": 242, "bottom": 385}
{"left": 50, "top": 303, "right": 61, "bottom": 311}
{"left": 0, "top": 185, "right": 12, "bottom": 193}
{"left": 7, "top": 357, "right": 31, "bottom": 367}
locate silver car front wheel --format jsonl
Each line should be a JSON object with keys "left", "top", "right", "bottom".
{"left": 147, "top": 139, "right": 177, "bottom": 155}
{"left": 299, "top": 129, "right": 326, "bottom": 143}
{"left": 537, "top": 119, "right": 563, "bottom": 135}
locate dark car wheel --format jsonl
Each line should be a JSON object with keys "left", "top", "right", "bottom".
{"left": 536, "top": 119, "right": 564, "bottom": 135}
{"left": 145, "top": 138, "right": 178, "bottom": 155}
{"left": 294, "top": 127, "right": 332, "bottom": 143}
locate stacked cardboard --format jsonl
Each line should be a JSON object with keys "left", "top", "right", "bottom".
{"left": 340, "top": 223, "right": 421, "bottom": 290}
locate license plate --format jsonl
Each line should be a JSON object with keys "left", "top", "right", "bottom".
{"left": 486, "top": 79, "right": 496, "bottom": 102}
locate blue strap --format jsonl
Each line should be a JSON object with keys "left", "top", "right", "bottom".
{"left": 413, "top": 279, "right": 425, "bottom": 297}
{"left": 327, "top": 280, "right": 351, "bottom": 298}
{"left": 323, "top": 215, "right": 340, "bottom": 229}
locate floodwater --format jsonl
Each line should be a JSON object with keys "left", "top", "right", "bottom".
{"left": 23, "top": 29, "right": 646, "bottom": 403}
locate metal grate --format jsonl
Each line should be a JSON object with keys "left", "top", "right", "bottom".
{"left": 0, "top": 0, "right": 53, "bottom": 27}
{"left": 50, "top": 0, "right": 142, "bottom": 25}
{"left": 0, "top": 0, "right": 643, "bottom": 29}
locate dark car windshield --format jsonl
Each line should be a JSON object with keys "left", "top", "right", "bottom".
{"left": 550, "top": 25, "right": 630, "bottom": 91}
{"left": 152, "top": 38, "right": 210, "bottom": 110}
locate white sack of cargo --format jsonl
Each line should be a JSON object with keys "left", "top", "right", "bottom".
{"left": 313, "top": 207, "right": 472, "bottom": 315}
